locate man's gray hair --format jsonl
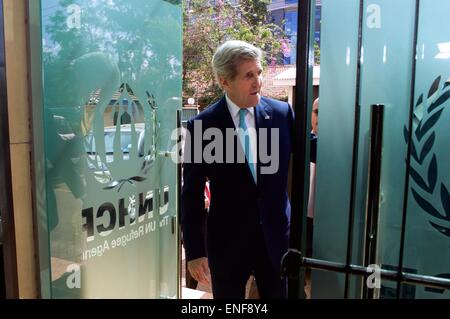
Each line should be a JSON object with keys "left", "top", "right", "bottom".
{"left": 212, "top": 40, "right": 263, "bottom": 88}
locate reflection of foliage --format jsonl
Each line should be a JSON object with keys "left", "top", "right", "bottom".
{"left": 183, "top": 0, "right": 285, "bottom": 107}
{"left": 404, "top": 76, "right": 450, "bottom": 237}
{"left": 44, "top": 0, "right": 182, "bottom": 108}
{"left": 43, "top": 0, "right": 181, "bottom": 194}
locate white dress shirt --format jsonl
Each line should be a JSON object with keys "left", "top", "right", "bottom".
{"left": 225, "top": 94, "right": 257, "bottom": 183}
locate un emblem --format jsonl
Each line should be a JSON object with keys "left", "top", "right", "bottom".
{"left": 84, "top": 83, "right": 158, "bottom": 191}
{"left": 404, "top": 75, "right": 450, "bottom": 237}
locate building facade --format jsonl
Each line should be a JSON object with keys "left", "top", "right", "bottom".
{"left": 269, "top": 0, "right": 321, "bottom": 65}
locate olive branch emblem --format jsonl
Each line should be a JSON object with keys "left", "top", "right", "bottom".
{"left": 403, "top": 75, "right": 450, "bottom": 237}
{"left": 84, "top": 83, "right": 159, "bottom": 192}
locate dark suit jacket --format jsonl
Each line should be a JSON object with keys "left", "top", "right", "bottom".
{"left": 181, "top": 96, "right": 293, "bottom": 274}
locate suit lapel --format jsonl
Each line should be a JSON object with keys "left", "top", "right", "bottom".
{"left": 214, "top": 95, "right": 235, "bottom": 130}
{"left": 255, "top": 99, "right": 272, "bottom": 130}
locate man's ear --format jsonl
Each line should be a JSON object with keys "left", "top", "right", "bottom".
{"left": 218, "top": 76, "right": 229, "bottom": 90}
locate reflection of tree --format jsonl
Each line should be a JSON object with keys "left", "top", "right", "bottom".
{"left": 44, "top": 0, "right": 181, "bottom": 96}
{"left": 44, "top": 0, "right": 181, "bottom": 163}
{"left": 42, "top": 0, "right": 182, "bottom": 239}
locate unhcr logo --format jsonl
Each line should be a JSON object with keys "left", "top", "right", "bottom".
{"left": 84, "top": 83, "right": 159, "bottom": 191}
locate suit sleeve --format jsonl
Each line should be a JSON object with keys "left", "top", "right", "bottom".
{"left": 181, "top": 119, "right": 207, "bottom": 261}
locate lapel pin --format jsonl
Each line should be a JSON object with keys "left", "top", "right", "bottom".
{"left": 265, "top": 115, "right": 270, "bottom": 120}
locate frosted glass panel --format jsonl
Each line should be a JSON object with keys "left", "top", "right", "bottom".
{"left": 312, "top": 0, "right": 360, "bottom": 299}
{"left": 402, "top": 0, "right": 450, "bottom": 299}
{"left": 358, "top": 0, "right": 416, "bottom": 299}
{"left": 313, "top": 0, "right": 450, "bottom": 299}
{"left": 33, "top": 0, "right": 182, "bottom": 298}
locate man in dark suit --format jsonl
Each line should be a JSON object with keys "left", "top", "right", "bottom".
{"left": 181, "top": 40, "right": 293, "bottom": 299}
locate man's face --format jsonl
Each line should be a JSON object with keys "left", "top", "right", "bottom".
{"left": 219, "top": 59, "right": 263, "bottom": 108}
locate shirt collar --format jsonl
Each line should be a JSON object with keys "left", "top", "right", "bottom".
{"left": 225, "top": 94, "right": 255, "bottom": 119}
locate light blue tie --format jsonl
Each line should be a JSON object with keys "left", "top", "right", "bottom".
{"left": 239, "top": 109, "right": 256, "bottom": 183}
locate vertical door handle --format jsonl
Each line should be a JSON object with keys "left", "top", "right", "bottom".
{"left": 363, "top": 104, "right": 384, "bottom": 299}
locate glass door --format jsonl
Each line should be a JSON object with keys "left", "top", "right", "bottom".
{"left": 308, "top": 0, "right": 450, "bottom": 298}
{"left": 30, "top": 0, "right": 182, "bottom": 298}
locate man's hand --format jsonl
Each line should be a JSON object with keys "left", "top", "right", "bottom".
{"left": 187, "top": 257, "right": 211, "bottom": 286}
